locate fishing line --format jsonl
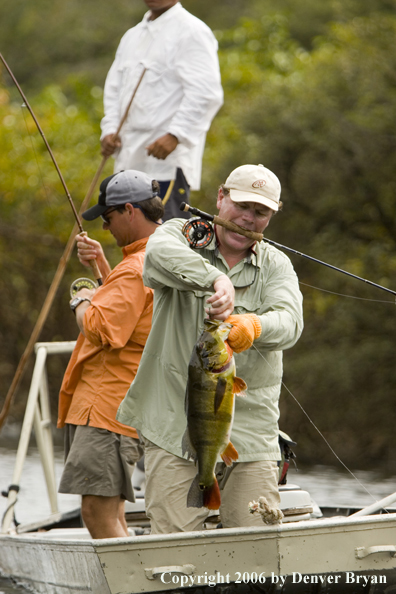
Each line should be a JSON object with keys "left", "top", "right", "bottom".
{"left": 299, "top": 281, "right": 396, "bottom": 304}
{"left": 248, "top": 341, "right": 390, "bottom": 512}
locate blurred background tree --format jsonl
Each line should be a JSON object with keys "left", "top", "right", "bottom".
{"left": 1, "top": 0, "right": 396, "bottom": 470}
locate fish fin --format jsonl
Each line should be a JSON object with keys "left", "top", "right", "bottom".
{"left": 181, "top": 428, "right": 196, "bottom": 461}
{"left": 221, "top": 441, "right": 239, "bottom": 467}
{"left": 214, "top": 377, "right": 227, "bottom": 413}
{"left": 203, "top": 479, "right": 221, "bottom": 510}
{"left": 233, "top": 376, "right": 248, "bottom": 395}
{"left": 187, "top": 474, "right": 204, "bottom": 508}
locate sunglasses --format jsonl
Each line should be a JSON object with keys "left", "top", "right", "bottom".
{"left": 100, "top": 207, "right": 124, "bottom": 224}
{"left": 101, "top": 203, "right": 150, "bottom": 225}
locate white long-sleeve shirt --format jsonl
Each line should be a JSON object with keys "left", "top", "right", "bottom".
{"left": 101, "top": 3, "right": 224, "bottom": 190}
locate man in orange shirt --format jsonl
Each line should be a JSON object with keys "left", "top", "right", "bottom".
{"left": 57, "top": 170, "right": 163, "bottom": 538}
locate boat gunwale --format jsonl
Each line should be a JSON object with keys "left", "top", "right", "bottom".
{"left": 1, "top": 512, "right": 396, "bottom": 549}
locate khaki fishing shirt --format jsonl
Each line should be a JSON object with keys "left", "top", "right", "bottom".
{"left": 117, "top": 219, "right": 303, "bottom": 461}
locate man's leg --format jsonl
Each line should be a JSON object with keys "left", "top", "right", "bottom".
{"left": 118, "top": 499, "right": 129, "bottom": 534}
{"left": 143, "top": 438, "right": 209, "bottom": 534}
{"left": 81, "top": 494, "right": 128, "bottom": 538}
{"left": 59, "top": 426, "right": 142, "bottom": 538}
{"left": 220, "top": 461, "right": 281, "bottom": 528}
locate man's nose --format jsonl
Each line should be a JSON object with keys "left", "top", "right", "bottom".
{"left": 241, "top": 208, "right": 255, "bottom": 222}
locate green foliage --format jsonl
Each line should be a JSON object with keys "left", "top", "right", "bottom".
{"left": 1, "top": 1, "right": 396, "bottom": 469}
{"left": 0, "top": 79, "right": 117, "bottom": 417}
{"left": 203, "top": 13, "right": 396, "bottom": 469}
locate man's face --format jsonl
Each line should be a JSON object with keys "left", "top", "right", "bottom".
{"left": 102, "top": 205, "right": 134, "bottom": 247}
{"left": 143, "top": 0, "right": 178, "bottom": 17}
{"left": 216, "top": 190, "right": 273, "bottom": 258}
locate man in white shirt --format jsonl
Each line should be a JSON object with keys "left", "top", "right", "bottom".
{"left": 100, "top": 0, "right": 224, "bottom": 220}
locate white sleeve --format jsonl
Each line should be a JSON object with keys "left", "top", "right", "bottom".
{"left": 100, "top": 38, "right": 126, "bottom": 139}
{"left": 168, "top": 28, "right": 224, "bottom": 148}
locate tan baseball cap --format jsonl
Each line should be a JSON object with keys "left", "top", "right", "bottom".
{"left": 224, "top": 164, "right": 281, "bottom": 211}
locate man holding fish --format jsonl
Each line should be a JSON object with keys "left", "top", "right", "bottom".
{"left": 117, "top": 163, "right": 303, "bottom": 533}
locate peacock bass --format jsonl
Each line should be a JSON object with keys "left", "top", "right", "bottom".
{"left": 182, "top": 319, "right": 247, "bottom": 510}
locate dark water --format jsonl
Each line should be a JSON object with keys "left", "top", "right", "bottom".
{"left": 1, "top": 445, "right": 396, "bottom": 593}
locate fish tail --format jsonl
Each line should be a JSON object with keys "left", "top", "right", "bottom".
{"left": 187, "top": 474, "right": 204, "bottom": 508}
{"left": 187, "top": 474, "right": 221, "bottom": 510}
{"left": 203, "top": 478, "right": 221, "bottom": 510}
{"left": 221, "top": 441, "right": 239, "bottom": 467}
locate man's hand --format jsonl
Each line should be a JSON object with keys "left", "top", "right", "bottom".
{"left": 70, "top": 287, "right": 96, "bottom": 303}
{"left": 206, "top": 275, "right": 235, "bottom": 321}
{"left": 225, "top": 314, "right": 262, "bottom": 353}
{"left": 76, "top": 234, "right": 105, "bottom": 268}
{"left": 76, "top": 234, "right": 112, "bottom": 280}
{"left": 146, "top": 133, "right": 178, "bottom": 160}
{"left": 100, "top": 133, "right": 122, "bottom": 157}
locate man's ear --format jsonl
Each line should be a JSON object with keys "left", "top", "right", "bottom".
{"left": 216, "top": 187, "right": 224, "bottom": 210}
{"left": 124, "top": 203, "right": 135, "bottom": 219}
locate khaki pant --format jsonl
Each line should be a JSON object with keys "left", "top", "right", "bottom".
{"left": 143, "top": 439, "right": 280, "bottom": 534}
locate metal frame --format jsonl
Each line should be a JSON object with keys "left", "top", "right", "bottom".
{"left": 1, "top": 341, "right": 76, "bottom": 534}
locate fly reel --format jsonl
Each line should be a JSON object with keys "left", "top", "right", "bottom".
{"left": 70, "top": 277, "right": 98, "bottom": 298}
{"left": 182, "top": 217, "right": 214, "bottom": 249}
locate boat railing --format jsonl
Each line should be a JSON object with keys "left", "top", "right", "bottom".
{"left": 1, "top": 341, "right": 76, "bottom": 534}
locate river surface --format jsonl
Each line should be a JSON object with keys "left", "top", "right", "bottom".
{"left": 1, "top": 445, "right": 395, "bottom": 593}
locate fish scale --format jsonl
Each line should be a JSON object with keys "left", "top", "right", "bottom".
{"left": 182, "top": 319, "right": 247, "bottom": 510}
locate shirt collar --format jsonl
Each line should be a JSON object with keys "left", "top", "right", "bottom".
{"left": 142, "top": 2, "right": 182, "bottom": 31}
{"left": 122, "top": 236, "right": 149, "bottom": 258}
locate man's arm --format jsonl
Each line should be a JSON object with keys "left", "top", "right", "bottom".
{"left": 253, "top": 256, "right": 304, "bottom": 352}
{"left": 165, "top": 29, "right": 223, "bottom": 148}
{"left": 143, "top": 220, "right": 224, "bottom": 292}
{"left": 143, "top": 219, "right": 236, "bottom": 318}
{"left": 82, "top": 265, "right": 150, "bottom": 350}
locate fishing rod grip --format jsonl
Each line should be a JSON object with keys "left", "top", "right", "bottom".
{"left": 89, "top": 260, "right": 103, "bottom": 286}
{"left": 78, "top": 232, "right": 103, "bottom": 286}
{"left": 180, "top": 203, "right": 263, "bottom": 242}
{"left": 212, "top": 216, "right": 263, "bottom": 242}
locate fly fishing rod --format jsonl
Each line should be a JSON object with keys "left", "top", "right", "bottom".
{"left": 0, "top": 52, "right": 102, "bottom": 285}
{"left": 180, "top": 202, "right": 396, "bottom": 298}
{"left": 0, "top": 55, "right": 147, "bottom": 432}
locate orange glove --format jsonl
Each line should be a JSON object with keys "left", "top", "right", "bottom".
{"left": 225, "top": 314, "right": 262, "bottom": 353}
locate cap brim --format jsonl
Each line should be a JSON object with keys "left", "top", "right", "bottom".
{"left": 82, "top": 204, "right": 108, "bottom": 221}
{"left": 229, "top": 188, "right": 279, "bottom": 212}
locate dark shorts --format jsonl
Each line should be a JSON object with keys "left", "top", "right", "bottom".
{"left": 160, "top": 167, "right": 191, "bottom": 222}
{"left": 58, "top": 424, "right": 144, "bottom": 502}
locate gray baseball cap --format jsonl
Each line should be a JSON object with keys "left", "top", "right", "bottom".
{"left": 82, "top": 170, "right": 157, "bottom": 221}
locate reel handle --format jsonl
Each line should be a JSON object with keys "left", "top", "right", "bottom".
{"left": 180, "top": 203, "right": 263, "bottom": 243}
